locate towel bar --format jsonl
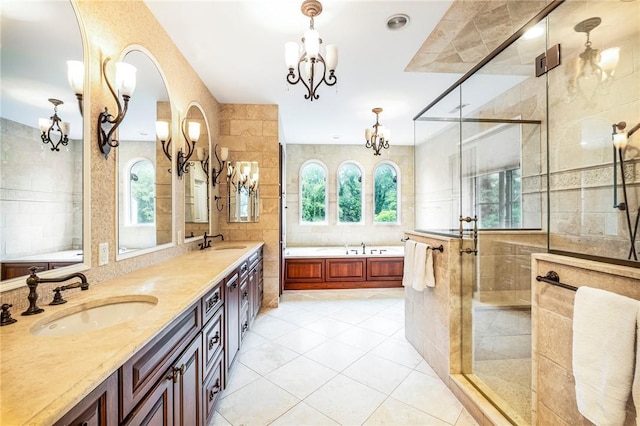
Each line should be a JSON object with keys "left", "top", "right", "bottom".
{"left": 400, "top": 238, "right": 444, "bottom": 252}
{"left": 535, "top": 271, "right": 578, "bottom": 291}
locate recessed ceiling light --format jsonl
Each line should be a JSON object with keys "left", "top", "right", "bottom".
{"left": 387, "top": 14, "right": 410, "bottom": 31}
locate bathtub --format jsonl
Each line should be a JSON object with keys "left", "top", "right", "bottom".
{"left": 284, "top": 245, "right": 404, "bottom": 258}
{"left": 283, "top": 245, "right": 405, "bottom": 290}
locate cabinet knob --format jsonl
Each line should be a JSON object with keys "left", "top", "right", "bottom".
{"left": 209, "top": 379, "right": 220, "bottom": 401}
{"left": 208, "top": 332, "right": 220, "bottom": 349}
{"left": 207, "top": 293, "right": 219, "bottom": 310}
{"left": 242, "top": 323, "right": 249, "bottom": 333}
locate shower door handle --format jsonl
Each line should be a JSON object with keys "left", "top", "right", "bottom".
{"left": 459, "top": 215, "right": 478, "bottom": 255}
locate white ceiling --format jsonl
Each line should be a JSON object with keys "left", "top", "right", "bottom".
{"left": 145, "top": 0, "right": 463, "bottom": 146}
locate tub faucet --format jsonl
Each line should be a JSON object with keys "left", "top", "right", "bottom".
{"left": 361, "top": 242, "right": 366, "bottom": 254}
{"left": 23, "top": 266, "right": 89, "bottom": 315}
{"left": 345, "top": 244, "right": 349, "bottom": 255}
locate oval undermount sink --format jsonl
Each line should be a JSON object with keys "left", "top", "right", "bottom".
{"left": 214, "top": 245, "right": 247, "bottom": 250}
{"left": 30, "top": 295, "right": 158, "bottom": 337}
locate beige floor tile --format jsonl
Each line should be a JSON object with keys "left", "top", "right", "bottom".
{"left": 216, "top": 378, "right": 299, "bottom": 425}
{"left": 238, "top": 341, "right": 299, "bottom": 375}
{"left": 270, "top": 402, "right": 340, "bottom": 426}
{"left": 238, "top": 330, "right": 269, "bottom": 353}
{"left": 392, "top": 371, "right": 463, "bottom": 424}
{"left": 304, "top": 374, "right": 387, "bottom": 425}
{"left": 363, "top": 397, "right": 451, "bottom": 426}
{"left": 265, "top": 356, "right": 337, "bottom": 399}
{"left": 343, "top": 353, "right": 412, "bottom": 394}
{"left": 250, "top": 314, "right": 300, "bottom": 340}
{"left": 304, "top": 317, "right": 354, "bottom": 337}
{"left": 209, "top": 410, "right": 232, "bottom": 426}
{"left": 304, "top": 339, "right": 366, "bottom": 371}
{"left": 328, "top": 307, "right": 375, "bottom": 325}
{"left": 371, "top": 336, "right": 424, "bottom": 368}
{"left": 276, "top": 307, "right": 325, "bottom": 326}
{"left": 333, "top": 326, "right": 387, "bottom": 352}
{"left": 415, "top": 359, "right": 439, "bottom": 377}
{"left": 357, "top": 314, "right": 404, "bottom": 336}
{"left": 274, "top": 327, "right": 328, "bottom": 354}
{"left": 455, "top": 409, "right": 481, "bottom": 426}
{"left": 221, "top": 361, "right": 261, "bottom": 397}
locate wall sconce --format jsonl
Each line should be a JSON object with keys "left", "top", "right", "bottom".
{"left": 39, "top": 98, "right": 70, "bottom": 152}
{"left": 228, "top": 161, "right": 259, "bottom": 193}
{"left": 67, "top": 60, "right": 84, "bottom": 116}
{"left": 611, "top": 120, "right": 640, "bottom": 261}
{"left": 211, "top": 144, "right": 228, "bottom": 187}
{"left": 567, "top": 17, "right": 620, "bottom": 107}
{"left": 97, "top": 57, "right": 137, "bottom": 159}
{"left": 177, "top": 120, "right": 200, "bottom": 178}
{"left": 156, "top": 120, "right": 172, "bottom": 160}
{"left": 197, "top": 146, "right": 209, "bottom": 177}
{"left": 214, "top": 195, "right": 224, "bottom": 212}
{"left": 365, "top": 107, "right": 390, "bottom": 156}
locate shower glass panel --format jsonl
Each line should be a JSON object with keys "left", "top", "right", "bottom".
{"left": 414, "top": 14, "right": 547, "bottom": 424}
{"left": 546, "top": 0, "right": 640, "bottom": 264}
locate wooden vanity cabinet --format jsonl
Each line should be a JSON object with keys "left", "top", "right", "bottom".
{"left": 224, "top": 268, "right": 241, "bottom": 372}
{"left": 53, "top": 371, "right": 118, "bottom": 426}
{"left": 120, "top": 304, "right": 201, "bottom": 424}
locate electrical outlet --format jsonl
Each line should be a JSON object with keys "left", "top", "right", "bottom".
{"left": 98, "top": 243, "right": 109, "bottom": 266}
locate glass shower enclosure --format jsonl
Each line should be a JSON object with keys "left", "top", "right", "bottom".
{"left": 413, "top": 12, "right": 547, "bottom": 425}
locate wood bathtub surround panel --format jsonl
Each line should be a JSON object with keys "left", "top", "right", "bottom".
{"left": 326, "top": 258, "right": 366, "bottom": 281}
{"left": 367, "top": 257, "right": 404, "bottom": 280}
{"left": 120, "top": 303, "right": 201, "bottom": 422}
{"left": 285, "top": 259, "right": 325, "bottom": 282}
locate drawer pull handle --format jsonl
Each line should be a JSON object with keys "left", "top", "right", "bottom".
{"left": 243, "top": 291, "right": 248, "bottom": 299}
{"left": 207, "top": 293, "right": 219, "bottom": 310}
{"left": 209, "top": 379, "right": 220, "bottom": 401}
{"left": 171, "top": 364, "right": 185, "bottom": 383}
{"left": 242, "top": 323, "right": 249, "bottom": 333}
{"left": 208, "top": 332, "right": 220, "bottom": 349}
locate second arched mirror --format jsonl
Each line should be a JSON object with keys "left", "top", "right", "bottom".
{"left": 117, "top": 48, "right": 172, "bottom": 258}
{"left": 183, "top": 103, "right": 210, "bottom": 240}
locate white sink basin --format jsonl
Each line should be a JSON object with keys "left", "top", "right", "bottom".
{"left": 214, "top": 245, "right": 247, "bottom": 250}
{"left": 31, "top": 295, "right": 158, "bottom": 337}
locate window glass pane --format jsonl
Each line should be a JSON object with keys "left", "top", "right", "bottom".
{"left": 301, "top": 162, "right": 326, "bottom": 222}
{"left": 338, "top": 163, "right": 362, "bottom": 223}
{"left": 130, "top": 160, "right": 155, "bottom": 224}
{"left": 475, "top": 168, "right": 522, "bottom": 229}
{"left": 374, "top": 164, "right": 398, "bottom": 223}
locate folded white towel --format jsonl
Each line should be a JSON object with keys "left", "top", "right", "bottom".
{"left": 573, "top": 286, "right": 639, "bottom": 426}
{"left": 402, "top": 240, "right": 416, "bottom": 288}
{"left": 424, "top": 245, "right": 435, "bottom": 288}
{"left": 412, "top": 242, "right": 427, "bottom": 291}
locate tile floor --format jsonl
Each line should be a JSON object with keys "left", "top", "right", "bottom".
{"left": 211, "top": 288, "right": 479, "bottom": 426}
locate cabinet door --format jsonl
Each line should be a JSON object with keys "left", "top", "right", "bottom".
{"left": 366, "top": 257, "right": 404, "bottom": 281}
{"left": 122, "top": 371, "right": 174, "bottom": 426}
{"left": 325, "top": 258, "right": 366, "bottom": 281}
{"left": 173, "top": 337, "right": 203, "bottom": 426}
{"left": 202, "top": 352, "right": 224, "bottom": 425}
{"left": 225, "top": 270, "right": 240, "bottom": 372}
{"left": 54, "top": 371, "right": 118, "bottom": 426}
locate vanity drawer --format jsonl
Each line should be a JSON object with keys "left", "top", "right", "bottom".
{"left": 202, "top": 281, "right": 223, "bottom": 324}
{"left": 202, "top": 306, "right": 224, "bottom": 378}
{"left": 203, "top": 352, "right": 224, "bottom": 424}
{"left": 240, "top": 305, "right": 249, "bottom": 344}
{"left": 240, "top": 279, "right": 250, "bottom": 312}
{"left": 119, "top": 303, "right": 200, "bottom": 422}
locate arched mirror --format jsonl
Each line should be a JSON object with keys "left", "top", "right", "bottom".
{"left": 117, "top": 48, "right": 172, "bottom": 258}
{"left": 0, "top": 1, "right": 85, "bottom": 288}
{"left": 183, "top": 103, "right": 210, "bottom": 240}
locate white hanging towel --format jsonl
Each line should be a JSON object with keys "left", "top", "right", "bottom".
{"left": 572, "top": 286, "right": 639, "bottom": 426}
{"left": 402, "top": 240, "right": 416, "bottom": 288}
{"left": 412, "top": 243, "right": 436, "bottom": 291}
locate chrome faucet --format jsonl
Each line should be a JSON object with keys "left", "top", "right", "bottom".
{"left": 361, "top": 242, "right": 366, "bottom": 255}
{"left": 23, "top": 266, "right": 89, "bottom": 315}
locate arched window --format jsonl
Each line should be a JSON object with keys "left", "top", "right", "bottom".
{"left": 300, "top": 160, "right": 327, "bottom": 223}
{"left": 374, "top": 162, "right": 400, "bottom": 223}
{"left": 129, "top": 159, "right": 155, "bottom": 225}
{"left": 337, "top": 162, "right": 363, "bottom": 223}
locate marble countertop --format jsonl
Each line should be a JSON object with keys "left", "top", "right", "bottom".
{"left": 0, "top": 241, "right": 264, "bottom": 426}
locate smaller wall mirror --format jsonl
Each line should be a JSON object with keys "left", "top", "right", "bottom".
{"left": 227, "top": 161, "right": 259, "bottom": 223}
{"left": 183, "top": 103, "right": 210, "bottom": 239}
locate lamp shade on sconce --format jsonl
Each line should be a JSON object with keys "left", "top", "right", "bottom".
{"left": 115, "top": 62, "right": 137, "bottom": 97}
{"left": 325, "top": 45, "right": 338, "bottom": 71}
{"left": 39, "top": 118, "right": 51, "bottom": 133}
{"left": 285, "top": 42, "right": 299, "bottom": 69}
{"left": 67, "top": 60, "right": 84, "bottom": 95}
{"left": 155, "top": 120, "right": 170, "bottom": 141}
{"left": 220, "top": 147, "right": 229, "bottom": 162}
{"left": 599, "top": 47, "right": 620, "bottom": 78}
{"left": 613, "top": 132, "right": 628, "bottom": 150}
{"left": 187, "top": 122, "right": 200, "bottom": 142}
{"left": 303, "top": 29, "right": 320, "bottom": 60}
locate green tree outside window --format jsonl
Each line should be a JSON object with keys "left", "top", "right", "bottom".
{"left": 338, "top": 163, "right": 362, "bottom": 223}
{"left": 374, "top": 164, "right": 397, "bottom": 223}
{"left": 130, "top": 160, "right": 155, "bottom": 224}
{"left": 301, "top": 162, "right": 327, "bottom": 222}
